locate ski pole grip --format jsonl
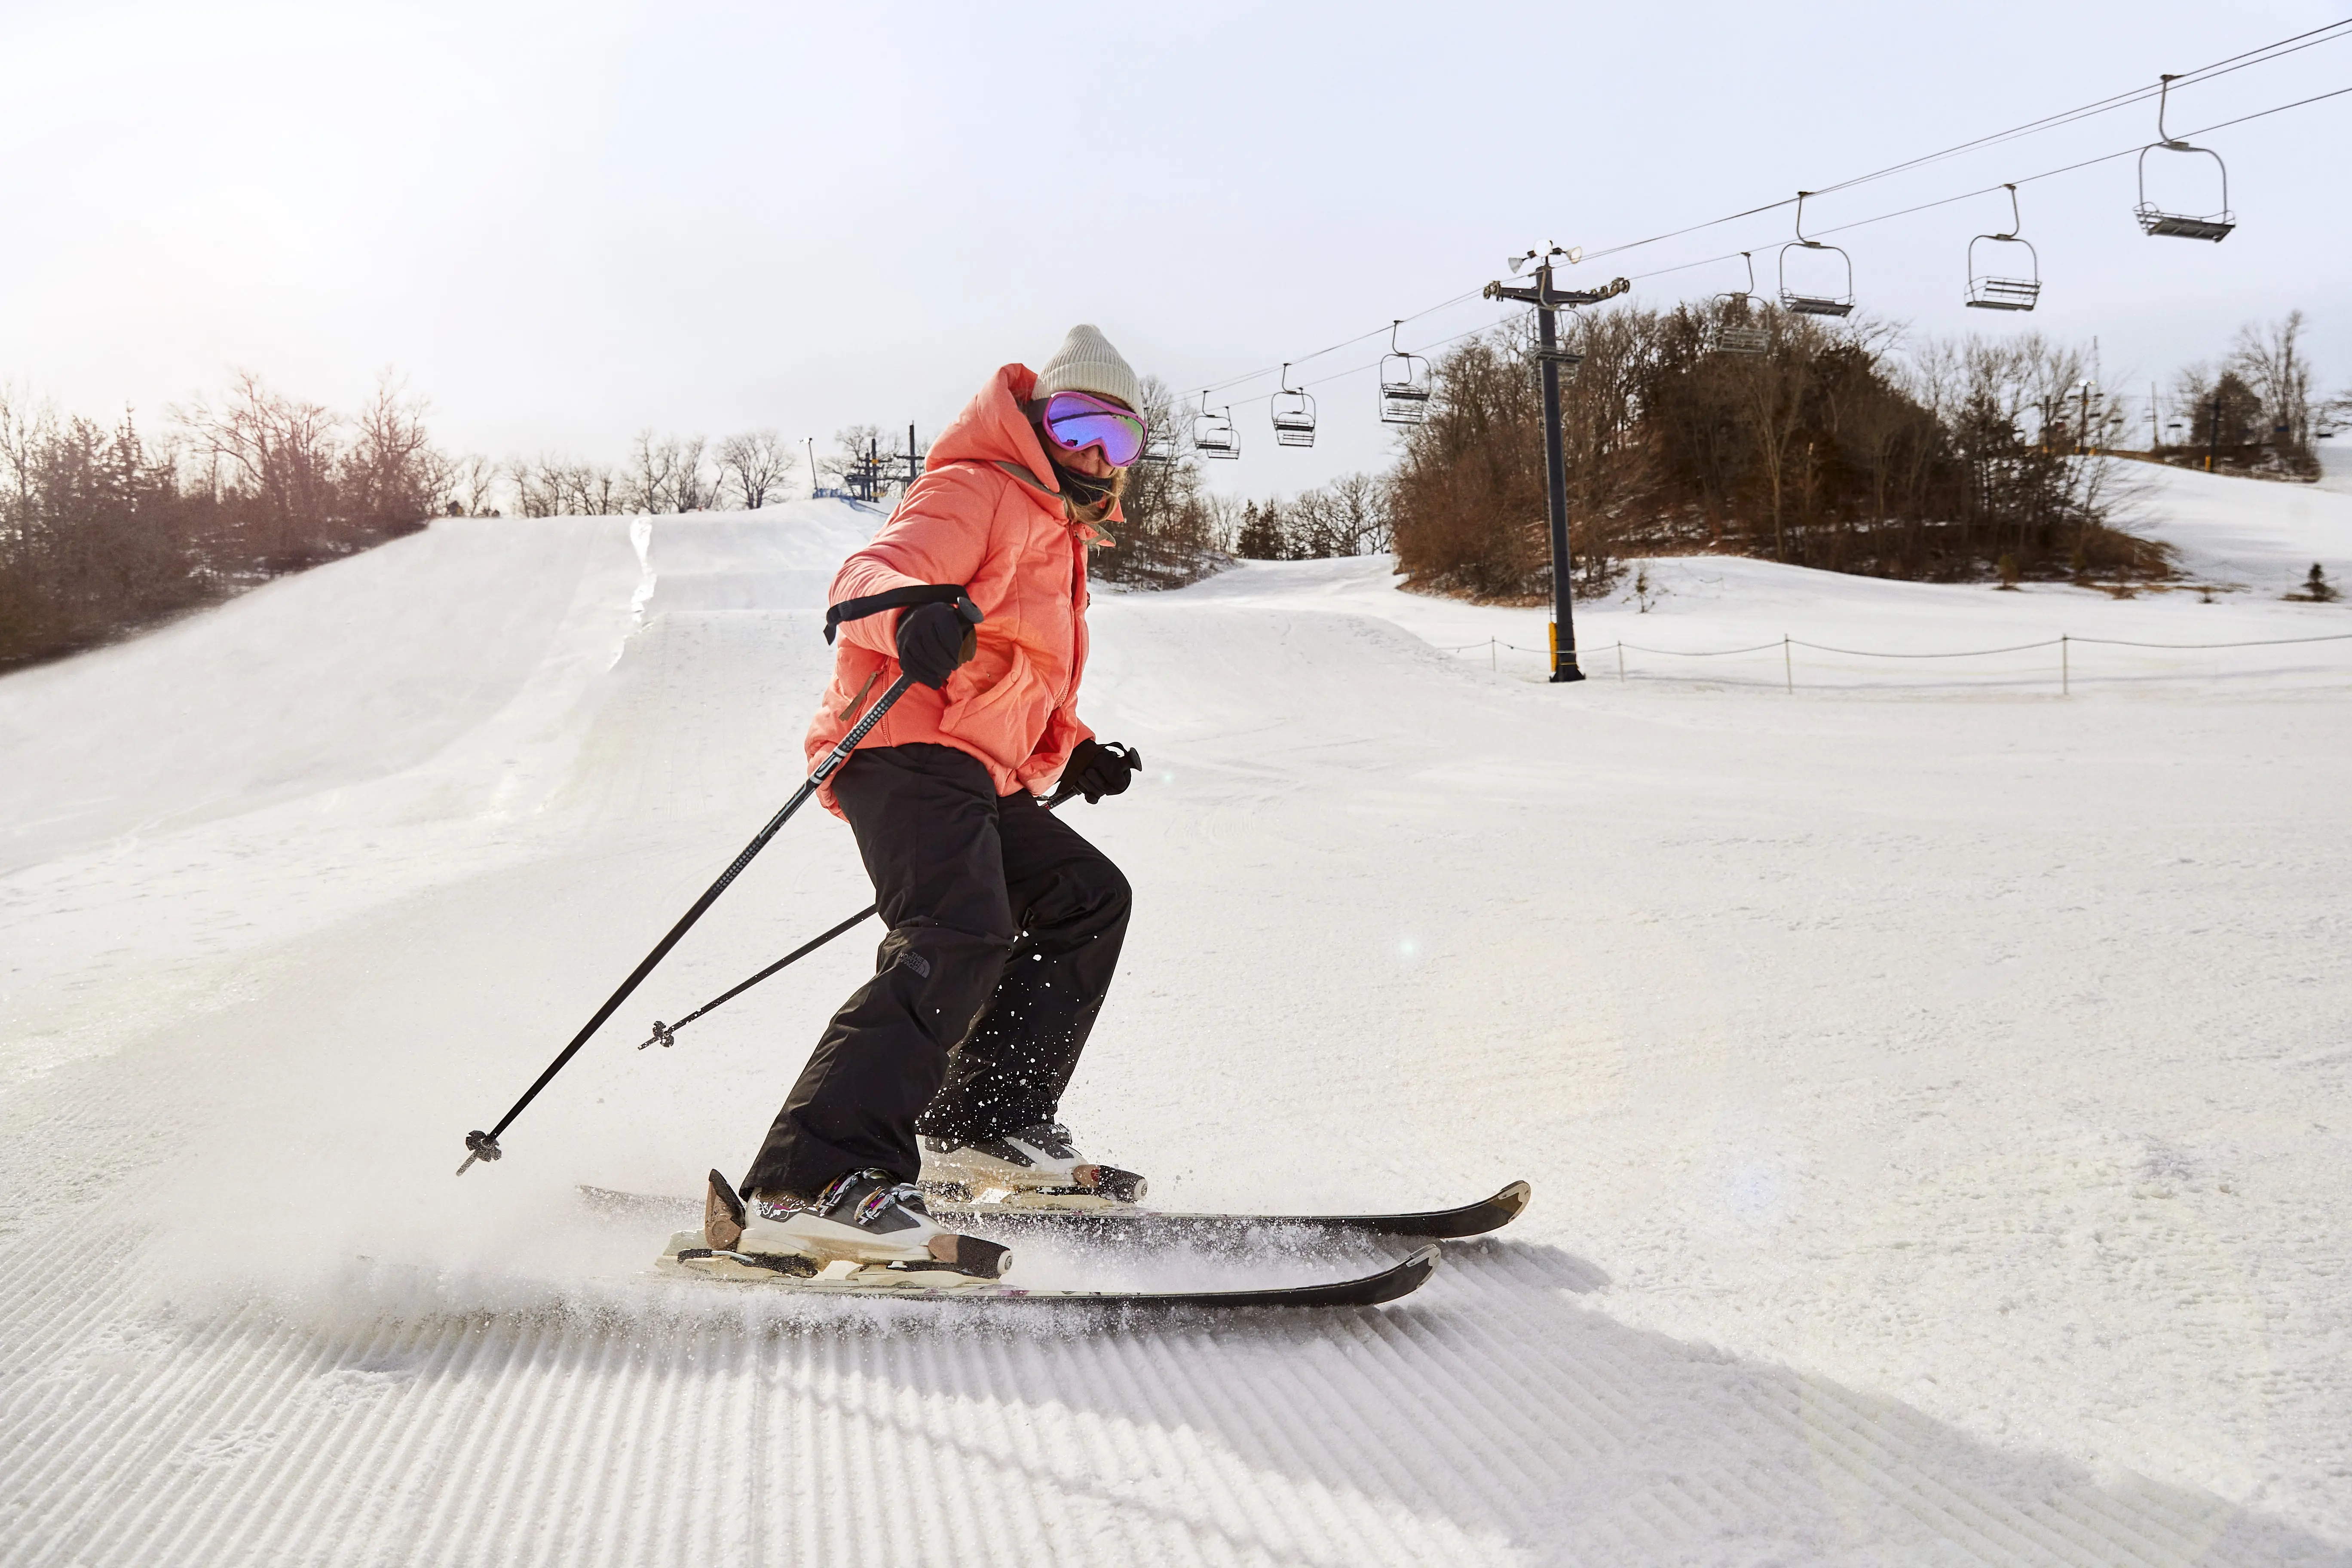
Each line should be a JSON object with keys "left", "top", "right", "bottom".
{"left": 823, "top": 584, "right": 983, "bottom": 645}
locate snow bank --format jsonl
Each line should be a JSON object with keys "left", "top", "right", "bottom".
{"left": 1184, "top": 458, "right": 2352, "bottom": 695}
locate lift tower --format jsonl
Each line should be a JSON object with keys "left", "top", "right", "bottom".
{"left": 1486, "top": 251, "right": 1628, "bottom": 682}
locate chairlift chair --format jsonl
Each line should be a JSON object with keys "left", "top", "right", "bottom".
{"left": 1271, "top": 364, "right": 1317, "bottom": 448}
{"left": 1965, "top": 184, "right": 2042, "bottom": 311}
{"left": 1778, "top": 193, "right": 1854, "bottom": 318}
{"left": 1191, "top": 392, "right": 1239, "bottom": 460}
{"left": 1379, "top": 321, "right": 1432, "bottom": 423}
{"left": 1712, "top": 253, "right": 1771, "bottom": 354}
{"left": 2135, "top": 74, "right": 2235, "bottom": 241}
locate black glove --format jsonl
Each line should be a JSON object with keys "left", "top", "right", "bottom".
{"left": 895, "top": 600, "right": 975, "bottom": 689}
{"left": 1059, "top": 739, "right": 1142, "bottom": 804}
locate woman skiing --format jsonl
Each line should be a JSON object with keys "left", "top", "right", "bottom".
{"left": 720, "top": 326, "right": 1150, "bottom": 1279}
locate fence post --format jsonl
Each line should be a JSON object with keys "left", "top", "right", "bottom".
{"left": 1783, "top": 634, "right": 1793, "bottom": 694}
{"left": 1491, "top": 638, "right": 1497, "bottom": 673}
{"left": 1617, "top": 641, "right": 1626, "bottom": 683}
{"left": 2061, "top": 634, "right": 2069, "bottom": 696}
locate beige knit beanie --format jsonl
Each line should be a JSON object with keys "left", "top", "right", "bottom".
{"left": 1032, "top": 324, "right": 1143, "bottom": 413}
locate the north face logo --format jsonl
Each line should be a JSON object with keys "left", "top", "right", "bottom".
{"left": 904, "top": 950, "right": 931, "bottom": 978}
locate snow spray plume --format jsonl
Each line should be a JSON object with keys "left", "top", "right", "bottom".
{"left": 456, "top": 585, "right": 984, "bottom": 1176}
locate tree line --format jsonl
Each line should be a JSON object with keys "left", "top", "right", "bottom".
{"left": 1, "top": 372, "right": 446, "bottom": 669}
{"left": 502, "top": 429, "right": 802, "bottom": 517}
{"left": 2157, "top": 311, "right": 2345, "bottom": 478}
{"left": 12, "top": 314, "right": 2337, "bottom": 671}
{"left": 0, "top": 367, "right": 836, "bottom": 668}
{"left": 1387, "top": 306, "right": 2180, "bottom": 597}
{"left": 1112, "top": 307, "right": 2346, "bottom": 602}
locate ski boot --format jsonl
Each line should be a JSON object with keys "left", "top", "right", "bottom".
{"left": 919, "top": 1122, "right": 1147, "bottom": 1212}
{"left": 698, "top": 1169, "right": 1010, "bottom": 1283}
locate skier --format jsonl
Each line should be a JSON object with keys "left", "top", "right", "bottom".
{"left": 724, "top": 326, "right": 1151, "bottom": 1278}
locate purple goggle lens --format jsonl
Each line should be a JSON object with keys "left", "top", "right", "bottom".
{"left": 1041, "top": 391, "right": 1147, "bottom": 468}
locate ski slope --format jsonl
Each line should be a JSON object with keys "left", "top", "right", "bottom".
{"left": 3, "top": 469, "right": 2349, "bottom": 1565}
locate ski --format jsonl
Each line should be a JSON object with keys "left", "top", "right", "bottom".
{"left": 933, "top": 1179, "right": 1532, "bottom": 1242}
{"left": 583, "top": 1179, "right": 1531, "bottom": 1242}
{"left": 656, "top": 1231, "right": 1438, "bottom": 1307}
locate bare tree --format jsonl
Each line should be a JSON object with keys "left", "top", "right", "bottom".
{"left": 175, "top": 370, "right": 343, "bottom": 565}
{"left": 2229, "top": 311, "right": 2317, "bottom": 464}
{"left": 2320, "top": 385, "right": 2352, "bottom": 435}
{"left": 508, "top": 457, "right": 555, "bottom": 518}
{"left": 342, "top": 373, "right": 441, "bottom": 526}
{"left": 0, "top": 382, "right": 57, "bottom": 530}
{"left": 2169, "top": 362, "right": 2263, "bottom": 453}
{"left": 624, "top": 431, "right": 713, "bottom": 513}
{"left": 715, "top": 429, "right": 797, "bottom": 509}
{"left": 1739, "top": 338, "right": 1813, "bottom": 563}
{"left": 821, "top": 424, "right": 895, "bottom": 493}
{"left": 1283, "top": 472, "right": 1393, "bottom": 558}
{"left": 514, "top": 455, "right": 627, "bottom": 517}
{"left": 448, "top": 454, "right": 501, "bottom": 516}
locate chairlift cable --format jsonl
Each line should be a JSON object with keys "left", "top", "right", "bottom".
{"left": 1801, "top": 19, "right": 2352, "bottom": 201}
{"left": 1173, "top": 22, "right": 2352, "bottom": 422}
{"left": 1194, "top": 74, "right": 2351, "bottom": 419}
{"left": 1614, "top": 82, "right": 2352, "bottom": 289}
{"left": 1575, "top": 17, "right": 2351, "bottom": 266}
{"left": 1186, "top": 290, "right": 1488, "bottom": 402}
{"left": 1206, "top": 318, "right": 1536, "bottom": 414}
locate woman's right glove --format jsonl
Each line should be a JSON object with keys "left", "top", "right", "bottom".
{"left": 895, "top": 600, "right": 976, "bottom": 689}
{"left": 1058, "top": 739, "right": 1142, "bottom": 804}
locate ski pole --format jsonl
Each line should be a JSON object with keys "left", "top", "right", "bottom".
{"left": 628, "top": 761, "right": 1129, "bottom": 1054}
{"left": 457, "top": 585, "right": 982, "bottom": 1175}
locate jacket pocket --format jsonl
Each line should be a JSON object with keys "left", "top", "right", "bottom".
{"left": 938, "top": 643, "right": 1054, "bottom": 771}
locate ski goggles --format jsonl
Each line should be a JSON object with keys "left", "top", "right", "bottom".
{"left": 1038, "top": 390, "right": 1148, "bottom": 468}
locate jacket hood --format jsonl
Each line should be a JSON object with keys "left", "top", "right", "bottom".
{"left": 924, "top": 363, "right": 1126, "bottom": 532}
{"left": 927, "top": 364, "right": 1058, "bottom": 488}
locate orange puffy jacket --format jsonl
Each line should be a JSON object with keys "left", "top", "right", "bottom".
{"left": 805, "top": 363, "right": 1115, "bottom": 812}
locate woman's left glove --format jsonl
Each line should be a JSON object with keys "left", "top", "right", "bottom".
{"left": 1058, "top": 740, "right": 1142, "bottom": 804}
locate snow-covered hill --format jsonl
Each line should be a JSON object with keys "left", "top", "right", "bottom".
{"left": 1179, "top": 456, "right": 2352, "bottom": 694}
{"left": 2, "top": 471, "right": 2347, "bottom": 1565}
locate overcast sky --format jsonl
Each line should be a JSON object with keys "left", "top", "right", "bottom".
{"left": 2, "top": 0, "right": 2346, "bottom": 496}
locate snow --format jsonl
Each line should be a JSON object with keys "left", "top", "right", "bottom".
{"left": 2320, "top": 436, "right": 2352, "bottom": 497}
{"left": 3, "top": 469, "right": 2349, "bottom": 1565}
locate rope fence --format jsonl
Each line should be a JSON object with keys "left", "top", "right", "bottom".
{"left": 1432, "top": 629, "right": 2352, "bottom": 693}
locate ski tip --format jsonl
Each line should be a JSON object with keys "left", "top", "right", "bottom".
{"left": 1392, "top": 1181, "right": 1532, "bottom": 1239}
{"left": 1373, "top": 1245, "right": 1442, "bottom": 1305}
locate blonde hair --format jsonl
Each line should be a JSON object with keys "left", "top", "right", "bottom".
{"left": 1063, "top": 464, "right": 1128, "bottom": 533}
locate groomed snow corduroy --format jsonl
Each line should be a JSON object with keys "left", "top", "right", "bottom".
{"left": 1032, "top": 324, "right": 1143, "bottom": 414}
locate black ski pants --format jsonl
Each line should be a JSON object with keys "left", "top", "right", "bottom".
{"left": 742, "top": 743, "right": 1130, "bottom": 1200}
